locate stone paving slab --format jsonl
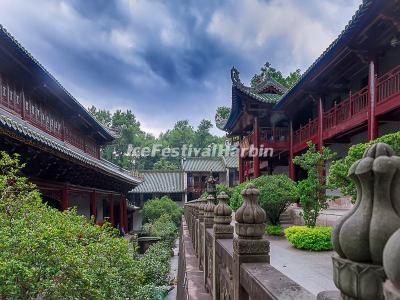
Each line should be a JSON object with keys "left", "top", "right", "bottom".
{"left": 269, "top": 235, "right": 338, "bottom": 296}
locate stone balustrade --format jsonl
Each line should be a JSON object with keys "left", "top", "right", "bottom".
{"left": 178, "top": 179, "right": 315, "bottom": 300}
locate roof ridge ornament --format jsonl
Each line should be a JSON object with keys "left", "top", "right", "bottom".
{"left": 231, "top": 66, "right": 242, "bottom": 85}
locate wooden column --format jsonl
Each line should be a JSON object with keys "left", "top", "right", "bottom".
{"left": 368, "top": 60, "right": 378, "bottom": 141}
{"left": 61, "top": 186, "right": 69, "bottom": 211}
{"left": 90, "top": 190, "right": 96, "bottom": 220}
{"left": 318, "top": 98, "right": 324, "bottom": 150}
{"left": 119, "top": 194, "right": 125, "bottom": 231}
{"left": 253, "top": 116, "right": 260, "bottom": 178}
{"left": 289, "top": 121, "right": 295, "bottom": 181}
{"left": 108, "top": 194, "right": 115, "bottom": 226}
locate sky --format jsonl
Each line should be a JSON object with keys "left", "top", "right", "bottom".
{"left": 0, "top": 0, "right": 361, "bottom": 136}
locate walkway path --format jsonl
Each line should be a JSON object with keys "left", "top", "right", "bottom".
{"left": 165, "top": 239, "right": 179, "bottom": 300}
{"left": 269, "top": 235, "right": 337, "bottom": 295}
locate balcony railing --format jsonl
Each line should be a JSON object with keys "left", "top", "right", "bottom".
{"left": 377, "top": 65, "right": 400, "bottom": 104}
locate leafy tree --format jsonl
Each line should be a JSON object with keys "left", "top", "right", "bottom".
{"left": 153, "top": 158, "right": 179, "bottom": 171}
{"left": 0, "top": 152, "right": 146, "bottom": 299}
{"left": 229, "top": 175, "right": 298, "bottom": 225}
{"left": 89, "top": 105, "right": 112, "bottom": 127}
{"left": 141, "top": 196, "right": 183, "bottom": 226}
{"left": 143, "top": 214, "right": 178, "bottom": 248}
{"left": 328, "top": 131, "right": 400, "bottom": 201}
{"left": 293, "top": 142, "right": 336, "bottom": 227}
{"left": 250, "top": 62, "right": 301, "bottom": 89}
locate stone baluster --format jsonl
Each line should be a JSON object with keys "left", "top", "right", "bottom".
{"left": 319, "top": 143, "right": 400, "bottom": 300}
{"left": 198, "top": 197, "right": 207, "bottom": 269}
{"left": 232, "top": 183, "right": 269, "bottom": 300}
{"left": 383, "top": 228, "right": 400, "bottom": 300}
{"left": 213, "top": 191, "right": 234, "bottom": 299}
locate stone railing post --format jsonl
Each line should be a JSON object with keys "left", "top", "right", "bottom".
{"left": 213, "top": 191, "right": 233, "bottom": 300}
{"left": 232, "top": 183, "right": 269, "bottom": 300}
{"left": 383, "top": 228, "right": 400, "bottom": 299}
{"left": 203, "top": 193, "right": 215, "bottom": 292}
{"left": 319, "top": 143, "right": 400, "bottom": 300}
{"left": 197, "top": 197, "right": 207, "bottom": 269}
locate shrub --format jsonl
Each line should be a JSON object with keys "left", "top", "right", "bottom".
{"left": 265, "top": 224, "right": 282, "bottom": 236}
{"left": 0, "top": 152, "right": 144, "bottom": 299}
{"left": 143, "top": 214, "right": 178, "bottom": 248}
{"left": 328, "top": 131, "right": 400, "bottom": 201}
{"left": 142, "top": 196, "right": 183, "bottom": 226}
{"left": 229, "top": 175, "right": 298, "bottom": 225}
{"left": 139, "top": 241, "right": 172, "bottom": 286}
{"left": 284, "top": 226, "right": 333, "bottom": 251}
{"left": 293, "top": 142, "right": 335, "bottom": 227}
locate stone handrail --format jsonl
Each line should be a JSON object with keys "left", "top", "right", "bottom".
{"left": 179, "top": 183, "right": 315, "bottom": 300}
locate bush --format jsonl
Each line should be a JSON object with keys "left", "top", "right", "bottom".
{"left": 139, "top": 241, "right": 172, "bottom": 286}
{"left": 0, "top": 152, "right": 144, "bottom": 299}
{"left": 143, "top": 214, "right": 178, "bottom": 248}
{"left": 229, "top": 175, "right": 298, "bottom": 225}
{"left": 265, "top": 224, "right": 282, "bottom": 236}
{"left": 142, "top": 196, "right": 183, "bottom": 226}
{"left": 284, "top": 226, "right": 333, "bottom": 251}
{"left": 328, "top": 131, "right": 400, "bottom": 201}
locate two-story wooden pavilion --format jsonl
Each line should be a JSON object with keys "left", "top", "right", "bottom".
{"left": 0, "top": 25, "right": 142, "bottom": 231}
{"left": 223, "top": 0, "right": 400, "bottom": 182}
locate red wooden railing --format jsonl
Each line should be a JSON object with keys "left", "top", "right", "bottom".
{"left": 293, "top": 119, "right": 318, "bottom": 145}
{"left": 323, "top": 87, "right": 368, "bottom": 131}
{"left": 260, "top": 127, "right": 288, "bottom": 142}
{"left": 377, "top": 65, "right": 400, "bottom": 103}
{"left": 0, "top": 74, "right": 100, "bottom": 159}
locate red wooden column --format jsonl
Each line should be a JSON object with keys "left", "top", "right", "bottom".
{"left": 318, "top": 98, "right": 324, "bottom": 150}
{"left": 253, "top": 116, "right": 260, "bottom": 178}
{"left": 123, "top": 195, "right": 128, "bottom": 232}
{"left": 61, "top": 186, "right": 69, "bottom": 211}
{"left": 288, "top": 121, "right": 295, "bottom": 181}
{"left": 239, "top": 136, "right": 244, "bottom": 183}
{"left": 108, "top": 194, "right": 115, "bottom": 226}
{"left": 368, "top": 60, "right": 378, "bottom": 141}
{"left": 90, "top": 190, "right": 96, "bottom": 220}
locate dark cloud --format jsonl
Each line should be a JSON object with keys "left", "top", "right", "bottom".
{"left": 0, "top": 0, "right": 361, "bottom": 135}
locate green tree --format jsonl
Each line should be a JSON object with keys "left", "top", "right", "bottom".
{"left": 250, "top": 62, "right": 301, "bottom": 89}
{"left": 293, "top": 142, "right": 336, "bottom": 227}
{"left": 0, "top": 152, "right": 146, "bottom": 299}
{"left": 328, "top": 131, "right": 400, "bottom": 201}
{"left": 153, "top": 158, "right": 179, "bottom": 171}
{"left": 89, "top": 105, "right": 112, "bottom": 127}
{"left": 141, "top": 196, "right": 183, "bottom": 226}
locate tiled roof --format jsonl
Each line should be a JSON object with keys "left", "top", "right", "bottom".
{"left": 0, "top": 24, "right": 115, "bottom": 142}
{"left": 182, "top": 157, "right": 226, "bottom": 172}
{"left": 222, "top": 156, "right": 239, "bottom": 169}
{"left": 0, "top": 107, "right": 141, "bottom": 185}
{"left": 274, "top": 0, "right": 374, "bottom": 109}
{"left": 131, "top": 171, "right": 184, "bottom": 193}
{"left": 230, "top": 67, "right": 284, "bottom": 104}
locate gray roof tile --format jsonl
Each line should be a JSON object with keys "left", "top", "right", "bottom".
{"left": 132, "top": 171, "right": 184, "bottom": 193}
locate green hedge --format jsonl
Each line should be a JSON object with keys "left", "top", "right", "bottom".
{"left": 284, "top": 226, "right": 333, "bottom": 251}
{"left": 265, "top": 224, "right": 282, "bottom": 236}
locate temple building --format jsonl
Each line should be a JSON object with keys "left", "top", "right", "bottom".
{"left": 131, "top": 156, "right": 239, "bottom": 205}
{"left": 0, "top": 25, "right": 142, "bottom": 232}
{"left": 221, "top": 0, "right": 400, "bottom": 182}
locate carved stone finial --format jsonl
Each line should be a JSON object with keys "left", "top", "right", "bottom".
{"left": 214, "top": 191, "right": 233, "bottom": 238}
{"left": 204, "top": 194, "right": 216, "bottom": 228}
{"left": 198, "top": 197, "right": 207, "bottom": 222}
{"left": 233, "top": 183, "right": 269, "bottom": 256}
{"left": 206, "top": 174, "right": 217, "bottom": 197}
{"left": 383, "top": 228, "right": 400, "bottom": 299}
{"left": 331, "top": 143, "right": 400, "bottom": 300}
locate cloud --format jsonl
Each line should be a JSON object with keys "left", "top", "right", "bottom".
{"left": 0, "top": 0, "right": 361, "bottom": 136}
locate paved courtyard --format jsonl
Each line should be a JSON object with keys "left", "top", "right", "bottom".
{"left": 269, "top": 235, "right": 337, "bottom": 296}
